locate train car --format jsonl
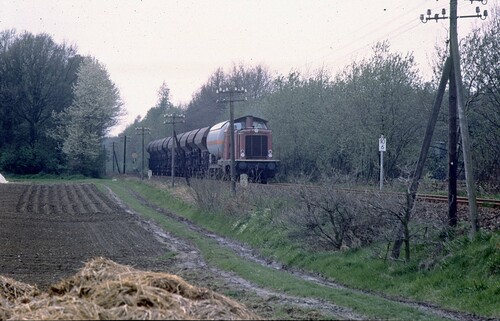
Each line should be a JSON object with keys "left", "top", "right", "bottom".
{"left": 147, "top": 115, "right": 279, "bottom": 183}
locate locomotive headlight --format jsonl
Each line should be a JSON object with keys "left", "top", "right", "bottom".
{"left": 240, "top": 149, "right": 245, "bottom": 158}
{"left": 268, "top": 149, "right": 273, "bottom": 158}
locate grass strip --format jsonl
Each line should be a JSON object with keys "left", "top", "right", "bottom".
{"left": 97, "top": 179, "right": 451, "bottom": 321}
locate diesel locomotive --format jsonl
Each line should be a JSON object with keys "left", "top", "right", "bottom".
{"left": 147, "top": 115, "right": 279, "bottom": 183}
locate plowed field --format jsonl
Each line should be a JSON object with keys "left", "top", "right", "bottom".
{"left": 0, "top": 183, "right": 167, "bottom": 289}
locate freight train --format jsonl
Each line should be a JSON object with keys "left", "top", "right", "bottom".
{"left": 147, "top": 115, "right": 279, "bottom": 183}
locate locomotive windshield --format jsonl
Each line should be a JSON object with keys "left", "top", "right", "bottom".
{"left": 252, "top": 121, "right": 267, "bottom": 129}
{"left": 234, "top": 121, "right": 268, "bottom": 130}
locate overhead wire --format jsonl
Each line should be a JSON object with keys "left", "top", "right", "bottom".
{"left": 297, "top": 1, "right": 448, "bottom": 73}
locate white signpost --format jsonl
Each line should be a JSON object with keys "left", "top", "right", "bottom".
{"left": 379, "top": 135, "right": 386, "bottom": 190}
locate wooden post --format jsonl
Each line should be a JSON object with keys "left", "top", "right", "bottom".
{"left": 448, "top": 57, "right": 458, "bottom": 227}
{"left": 450, "top": 0, "right": 479, "bottom": 236}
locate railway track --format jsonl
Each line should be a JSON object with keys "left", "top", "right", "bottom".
{"left": 267, "top": 183, "right": 500, "bottom": 208}
{"left": 417, "top": 194, "right": 500, "bottom": 208}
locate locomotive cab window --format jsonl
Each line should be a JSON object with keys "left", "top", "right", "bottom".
{"left": 252, "top": 121, "right": 267, "bottom": 129}
{"left": 234, "top": 122, "right": 244, "bottom": 130}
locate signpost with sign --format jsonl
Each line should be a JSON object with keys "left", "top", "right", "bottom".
{"left": 379, "top": 135, "right": 386, "bottom": 190}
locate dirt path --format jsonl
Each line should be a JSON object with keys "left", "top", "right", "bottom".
{"left": 0, "top": 182, "right": 489, "bottom": 320}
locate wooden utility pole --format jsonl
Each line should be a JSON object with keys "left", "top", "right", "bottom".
{"left": 119, "top": 135, "right": 128, "bottom": 174}
{"left": 448, "top": 56, "right": 458, "bottom": 227}
{"left": 418, "top": 0, "right": 486, "bottom": 238}
{"left": 135, "top": 126, "right": 151, "bottom": 180}
{"left": 449, "top": 0, "right": 479, "bottom": 236}
{"left": 164, "top": 114, "right": 185, "bottom": 188}
{"left": 216, "top": 87, "right": 247, "bottom": 195}
{"left": 112, "top": 142, "right": 121, "bottom": 174}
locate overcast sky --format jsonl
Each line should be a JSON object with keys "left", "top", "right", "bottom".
{"left": 0, "top": 0, "right": 493, "bottom": 134}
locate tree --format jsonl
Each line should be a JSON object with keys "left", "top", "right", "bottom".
{"left": 185, "top": 64, "right": 274, "bottom": 130}
{"left": 52, "top": 57, "right": 123, "bottom": 176}
{"left": 0, "top": 29, "right": 17, "bottom": 149}
{"left": 334, "top": 41, "right": 429, "bottom": 181}
{"left": 262, "top": 69, "right": 337, "bottom": 177}
{"left": 260, "top": 43, "right": 430, "bottom": 181}
{"left": 460, "top": 5, "right": 500, "bottom": 185}
{"left": 182, "top": 68, "right": 224, "bottom": 130}
{"left": 115, "top": 81, "right": 186, "bottom": 175}
{"left": 0, "top": 31, "right": 81, "bottom": 173}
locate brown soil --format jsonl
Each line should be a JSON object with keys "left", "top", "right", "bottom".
{"left": 0, "top": 183, "right": 167, "bottom": 289}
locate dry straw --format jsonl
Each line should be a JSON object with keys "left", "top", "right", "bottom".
{"left": 0, "top": 257, "right": 260, "bottom": 320}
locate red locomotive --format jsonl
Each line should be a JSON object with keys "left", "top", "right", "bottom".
{"left": 147, "top": 115, "right": 279, "bottom": 183}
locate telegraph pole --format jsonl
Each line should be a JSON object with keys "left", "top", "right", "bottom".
{"left": 217, "top": 87, "right": 247, "bottom": 195}
{"left": 112, "top": 141, "right": 121, "bottom": 174}
{"left": 419, "top": 0, "right": 487, "bottom": 237}
{"left": 135, "top": 126, "right": 151, "bottom": 180}
{"left": 119, "top": 135, "right": 128, "bottom": 175}
{"left": 449, "top": 0, "right": 482, "bottom": 235}
{"left": 164, "top": 113, "right": 185, "bottom": 188}
{"left": 448, "top": 59, "right": 458, "bottom": 227}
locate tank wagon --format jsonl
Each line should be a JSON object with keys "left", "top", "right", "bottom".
{"left": 147, "top": 115, "right": 279, "bottom": 183}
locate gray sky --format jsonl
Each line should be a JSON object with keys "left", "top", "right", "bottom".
{"left": 0, "top": 0, "right": 493, "bottom": 134}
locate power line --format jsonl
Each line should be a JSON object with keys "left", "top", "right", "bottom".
{"left": 298, "top": 1, "right": 440, "bottom": 71}
{"left": 298, "top": 1, "right": 485, "bottom": 75}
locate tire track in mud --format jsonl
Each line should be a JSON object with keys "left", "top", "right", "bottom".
{"left": 122, "top": 186, "right": 491, "bottom": 321}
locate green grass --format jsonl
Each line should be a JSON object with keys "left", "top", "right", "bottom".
{"left": 5, "top": 173, "right": 91, "bottom": 183}
{"left": 92, "top": 179, "right": 480, "bottom": 320}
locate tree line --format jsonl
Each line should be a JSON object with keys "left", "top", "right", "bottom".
{"left": 0, "top": 30, "right": 123, "bottom": 177}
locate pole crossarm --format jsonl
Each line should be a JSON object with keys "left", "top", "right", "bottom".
{"left": 420, "top": 4, "right": 487, "bottom": 23}
{"left": 216, "top": 87, "right": 247, "bottom": 103}
{"left": 164, "top": 113, "right": 186, "bottom": 124}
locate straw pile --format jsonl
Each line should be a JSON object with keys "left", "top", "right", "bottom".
{"left": 0, "top": 257, "right": 260, "bottom": 320}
